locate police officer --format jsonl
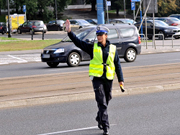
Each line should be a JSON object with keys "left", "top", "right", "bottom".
{"left": 65, "top": 19, "right": 124, "bottom": 135}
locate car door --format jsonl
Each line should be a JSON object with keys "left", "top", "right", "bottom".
{"left": 117, "top": 27, "right": 136, "bottom": 57}
{"left": 70, "top": 20, "right": 78, "bottom": 32}
{"left": 20, "top": 22, "right": 28, "bottom": 32}
{"left": 47, "top": 21, "right": 54, "bottom": 31}
{"left": 109, "top": 28, "right": 123, "bottom": 56}
{"left": 82, "top": 30, "right": 96, "bottom": 60}
{"left": 51, "top": 20, "right": 57, "bottom": 31}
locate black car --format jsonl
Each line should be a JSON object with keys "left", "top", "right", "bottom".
{"left": 0, "top": 22, "right": 7, "bottom": 34}
{"left": 46, "top": 20, "right": 65, "bottom": 31}
{"left": 17, "top": 20, "right": 47, "bottom": 34}
{"left": 41, "top": 24, "right": 141, "bottom": 67}
{"left": 135, "top": 20, "right": 180, "bottom": 39}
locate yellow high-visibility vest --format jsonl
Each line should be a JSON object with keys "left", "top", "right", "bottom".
{"left": 89, "top": 43, "right": 116, "bottom": 80}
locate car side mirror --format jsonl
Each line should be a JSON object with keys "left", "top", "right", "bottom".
{"left": 85, "top": 39, "right": 94, "bottom": 44}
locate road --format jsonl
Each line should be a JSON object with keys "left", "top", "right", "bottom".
{"left": 0, "top": 89, "right": 180, "bottom": 135}
{"left": 0, "top": 52, "right": 180, "bottom": 78}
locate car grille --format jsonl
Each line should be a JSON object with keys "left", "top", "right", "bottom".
{"left": 43, "top": 50, "right": 55, "bottom": 54}
{"left": 173, "top": 30, "right": 180, "bottom": 32}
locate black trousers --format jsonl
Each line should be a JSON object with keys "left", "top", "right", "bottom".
{"left": 92, "top": 77, "right": 113, "bottom": 129}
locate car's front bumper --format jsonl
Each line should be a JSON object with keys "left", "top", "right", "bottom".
{"left": 41, "top": 53, "right": 67, "bottom": 63}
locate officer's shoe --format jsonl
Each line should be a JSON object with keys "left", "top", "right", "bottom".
{"left": 95, "top": 117, "right": 103, "bottom": 130}
{"left": 103, "top": 127, "right": 109, "bottom": 135}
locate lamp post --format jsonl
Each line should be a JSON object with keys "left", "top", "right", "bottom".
{"left": 7, "top": 0, "right": 11, "bottom": 38}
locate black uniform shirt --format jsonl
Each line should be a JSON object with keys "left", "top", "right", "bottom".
{"left": 68, "top": 31, "right": 124, "bottom": 82}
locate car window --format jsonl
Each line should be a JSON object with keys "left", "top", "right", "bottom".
{"left": 78, "top": 20, "right": 90, "bottom": 25}
{"left": 119, "top": 28, "right": 135, "bottom": 38}
{"left": 70, "top": 20, "right": 76, "bottom": 24}
{"left": 108, "top": 29, "right": 119, "bottom": 39}
{"left": 57, "top": 20, "right": 64, "bottom": 24}
{"left": 23, "top": 22, "right": 28, "bottom": 26}
{"left": 34, "top": 21, "right": 43, "bottom": 26}
{"left": 62, "top": 29, "right": 92, "bottom": 42}
{"left": 85, "top": 30, "right": 96, "bottom": 41}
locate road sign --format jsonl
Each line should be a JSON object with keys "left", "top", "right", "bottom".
{"left": 143, "top": 0, "right": 158, "bottom": 13}
{"left": 131, "top": 2, "right": 135, "bottom": 10}
{"left": 131, "top": 0, "right": 140, "bottom": 2}
{"left": 107, "top": 1, "right": 111, "bottom": 6}
{"left": 23, "top": 5, "right": 26, "bottom": 13}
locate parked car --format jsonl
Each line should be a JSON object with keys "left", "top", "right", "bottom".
{"left": 17, "top": 20, "right": 47, "bottom": 34}
{"left": 41, "top": 24, "right": 141, "bottom": 67}
{"left": 85, "top": 19, "right": 97, "bottom": 25}
{"left": 46, "top": 20, "right": 64, "bottom": 31}
{"left": 63, "top": 19, "right": 94, "bottom": 32}
{"left": 110, "top": 18, "right": 136, "bottom": 25}
{"left": 135, "top": 20, "right": 180, "bottom": 39}
{"left": 154, "top": 17, "right": 180, "bottom": 27}
{"left": 0, "top": 22, "right": 7, "bottom": 34}
{"left": 169, "top": 14, "right": 180, "bottom": 20}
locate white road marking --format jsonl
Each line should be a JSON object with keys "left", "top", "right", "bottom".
{"left": 8, "top": 55, "right": 27, "bottom": 63}
{"left": 37, "top": 124, "right": 116, "bottom": 135}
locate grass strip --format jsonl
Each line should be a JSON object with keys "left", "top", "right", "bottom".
{"left": 0, "top": 39, "right": 61, "bottom": 52}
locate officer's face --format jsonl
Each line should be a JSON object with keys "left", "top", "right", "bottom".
{"left": 97, "top": 34, "right": 107, "bottom": 43}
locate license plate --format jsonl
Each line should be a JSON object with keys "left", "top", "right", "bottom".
{"left": 42, "top": 54, "right": 50, "bottom": 58}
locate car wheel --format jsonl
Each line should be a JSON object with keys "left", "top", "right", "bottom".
{"left": 17, "top": 29, "right": 22, "bottom": 34}
{"left": 67, "top": 52, "right": 81, "bottom": 67}
{"left": 2, "top": 30, "right": 4, "bottom": 35}
{"left": 47, "top": 62, "right": 59, "bottom": 68}
{"left": 158, "top": 31, "right": 164, "bottom": 40}
{"left": 174, "top": 36, "right": 180, "bottom": 39}
{"left": 124, "top": 48, "right": 137, "bottom": 62}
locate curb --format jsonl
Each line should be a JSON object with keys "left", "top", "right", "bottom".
{"left": 0, "top": 83, "right": 180, "bottom": 109}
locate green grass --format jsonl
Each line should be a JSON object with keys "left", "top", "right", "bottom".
{"left": 0, "top": 37, "right": 20, "bottom": 40}
{"left": 0, "top": 39, "right": 61, "bottom": 52}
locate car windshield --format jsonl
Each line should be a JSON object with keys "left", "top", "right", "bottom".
{"left": 62, "top": 29, "right": 92, "bottom": 42}
{"left": 170, "top": 18, "right": 180, "bottom": 22}
{"left": 78, "top": 20, "right": 90, "bottom": 25}
{"left": 154, "top": 21, "right": 169, "bottom": 26}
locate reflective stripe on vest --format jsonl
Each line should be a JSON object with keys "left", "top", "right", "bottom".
{"left": 89, "top": 43, "right": 116, "bottom": 80}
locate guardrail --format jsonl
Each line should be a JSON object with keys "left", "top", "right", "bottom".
{"left": 139, "top": 34, "right": 145, "bottom": 46}
{"left": 153, "top": 34, "right": 164, "bottom": 49}
{"left": 31, "top": 27, "right": 45, "bottom": 40}
{"left": 171, "top": 34, "right": 180, "bottom": 48}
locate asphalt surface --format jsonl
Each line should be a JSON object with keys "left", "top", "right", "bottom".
{"left": 0, "top": 39, "right": 180, "bottom": 109}
{"left": 1, "top": 89, "right": 180, "bottom": 135}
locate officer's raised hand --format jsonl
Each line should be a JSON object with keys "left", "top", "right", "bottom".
{"left": 65, "top": 19, "right": 71, "bottom": 33}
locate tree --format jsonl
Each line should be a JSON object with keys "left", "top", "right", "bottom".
{"left": 0, "top": 0, "right": 6, "bottom": 15}
{"left": 113, "top": 0, "right": 123, "bottom": 16}
{"left": 157, "top": 0, "right": 177, "bottom": 17}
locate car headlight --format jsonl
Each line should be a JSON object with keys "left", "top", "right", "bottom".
{"left": 54, "top": 48, "right": 65, "bottom": 54}
{"left": 164, "top": 29, "right": 171, "bottom": 32}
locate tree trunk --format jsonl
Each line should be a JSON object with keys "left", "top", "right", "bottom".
{"left": 116, "top": 8, "right": 119, "bottom": 16}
